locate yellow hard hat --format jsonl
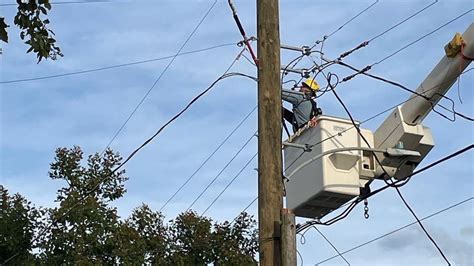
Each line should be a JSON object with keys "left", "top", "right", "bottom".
{"left": 302, "top": 78, "right": 319, "bottom": 91}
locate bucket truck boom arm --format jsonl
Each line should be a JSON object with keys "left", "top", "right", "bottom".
{"left": 374, "top": 23, "right": 473, "bottom": 179}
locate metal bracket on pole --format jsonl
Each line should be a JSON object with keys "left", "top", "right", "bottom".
{"left": 282, "top": 142, "right": 312, "bottom": 152}
{"left": 281, "top": 44, "right": 312, "bottom": 56}
{"left": 281, "top": 67, "right": 311, "bottom": 78}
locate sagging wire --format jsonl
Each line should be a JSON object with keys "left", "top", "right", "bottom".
{"left": 316, "top": 196, "right": 474, "bottom": 265}
{"left": 296, "top": 249, "right": 304, "bottom": 266}
{"left": 457, "top": 48, "right": 474, "bottom": 103}
{"left": 308, "top": 55, "right": 337, "bottom": 99}
{"left": 298, "top": 225, "right": 350, "bottom": 266}
{"left": 6, "top": 51, "right": 252, "bottom": 266}
{"left": 283, "top": 79, "right": 298, "bottom": 89}
{"left": 297, "top": 144, "right": 472, "bottom": 232}
{"left": 337, "top": 61, "right": 474, "bottom": 122}
{"left": 0, "top": 42, "right": 239, "bottom": 85}
{"left": 290, "top": 63, "right": 472, "bottom": 163}
{"left": 100, "top": 0, "right": 220, "bottom": 155}
{"left": 303, "top": 75, "right": 472, "bottom": 152}
{"left": 325, "top": 73, "right": 452, "bottom": 265}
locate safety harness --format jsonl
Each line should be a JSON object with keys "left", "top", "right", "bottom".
{"left": 290, "top": 98, "right": 322, "bottom": 133}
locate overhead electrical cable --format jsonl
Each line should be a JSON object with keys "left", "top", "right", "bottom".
{"left": 373, "top": 9, "right": 473, "bottom": 66}
{"left": 328, "top": 75, "right": 451, "bottom": 264}
{"left": 304, "top": 67, "right": 474, "bottom": 152}
{"left": 114, "top": 72, "right": 256, "bottom": 173}
{"left": 338, "top": 9, "right": 473, "bottom": 80}
{"left": 365, "top": 144, "right": 473, "bottom": 199}
{"left": 1, "top": 51, "right": 249, "bottom": 266}
{"left": 323, "top": 0, "right": 379, "bottom": 41}
{"left": 230, "top": 78, "right": 470, "bottom": 228}
{"left": 186, "top": 131, "right": 257, "bottom": 212}
{"left": 0, "top": 43, "right": 237, "bottom": 84}
{"left": 201, "top": 152, "right": 258, "bottom": 215}
{"left": 298, "top": 226, "right": 350, "bottom": 266}
{"left": 369, "top": 0, "right": 438, "bottom": 42}
{"left": 337, "top": 61, "right": 474, "bottom": 122}
{"left": 100, "top": 0, "right": 218, "bottom": 153}
{"left": 293, "top": 0, "right": 380, "bottom": 72}
{"left": 297, "top": 144, "right": 473, "bottom": 233}
{"left": 337, "top": 0, "right": 438, "bottom": 59}
{"left": 316, "top": 197, "right": 473, "bottom": 265}
{"left": 330, "top": 73, "right": 465, "bottom": 263}
{"left": 159, "top": 105, "right": 257, "bottom": 212}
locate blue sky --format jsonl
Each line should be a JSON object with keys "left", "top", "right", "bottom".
{"left": 1, "top": 0, "right": 473, "bottom": 265}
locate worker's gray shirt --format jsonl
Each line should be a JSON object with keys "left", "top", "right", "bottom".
{"left": 282, "top": 89, "right": 313, "bottom": 127}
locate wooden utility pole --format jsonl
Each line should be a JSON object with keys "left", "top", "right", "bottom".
{"left": 257, "top": 0, "right": 283, "bottom": 265}
{"left": 281, "top": 209, "right": 297, "bottom": 266}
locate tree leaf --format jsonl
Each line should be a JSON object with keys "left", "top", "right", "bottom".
{"left": 39, "top": 6, "right": 47, "bottom": 15}
{"left": 0, "top": 17, "right": 9, "bottom": 43}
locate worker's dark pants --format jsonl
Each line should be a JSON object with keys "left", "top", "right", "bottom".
{"left": 283, "top": 107, "right": 298, "bottom": 133}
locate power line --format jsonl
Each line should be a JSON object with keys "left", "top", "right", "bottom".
{"left": 230, "top": 76, "right": 464, "bottom": 228}
{"left": 114, "top": 73, "right": 256, "bottom": 174}
{"left": 282, "top": 0, "right": 377, "bottom": 81}
{"left": 337, "top": 61, "right": 473, "bottom": 122}
{"left": 0, "top": 43, "right": 237, "bottom": 84}
{"left": 316, "top": 197, "right": 473, "bottom": 265}
{"left": 100, "top": 0, "right": 218, "bottom": 154}
{"left": 373, "top": 9, "right": 473, "bottom": 66}
{"left": 186, "top": 130, "right": 257, "bottom": 212}
{"left": 325, "top": 0, "right": 379, "bottom": 40}
{"left": 366, "top": 144, "right": 473, "bottom": 199}
{"left": 328, "top": 75, "right": 451, "bottom": 264}
{"left": 369, "top": 0, "right": 438, "bottom": 42}
{"left": 1, "top": 52, "right": 244, "bottom": 265}
{"left": 338, "top": 9, "right": 473, "bottom": 82}
{"left": 299, "top": 226, "right": 350, "bottom": 266}
{"left": 201, "top": 152, "right": 257, "bottom": 215}
{"left": 159, "top": 105, "right": 257, "bottom": 212}
{"left": 231, "top": 196, "right": 258, "bottom": 223}
{"left": 337, "top": 0, "right": 438, "bottom": 59}
{"left": 303, "top": 62, "right": 474, "bottom": 150}
{"left": 297, "top": 144, "right": 473, "bottom": 233}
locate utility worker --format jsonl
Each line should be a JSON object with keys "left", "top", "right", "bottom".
{"left": 282, "top": 78, "right": 322, "bottom": 133}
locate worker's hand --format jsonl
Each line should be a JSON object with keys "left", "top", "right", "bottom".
{"left": 309, "top": 117, "right": 318, "bottom": 128}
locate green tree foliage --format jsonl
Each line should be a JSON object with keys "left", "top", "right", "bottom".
{"left": 1, "top": 146, "right": 259, "bottom": 265}
{"left": 1, "top": 0, "right": 62, "bottom": 62}
{"left": 168, "top": 211, "right": 214, "bottom": 264}
{"left": 0, "top": 186, "right": 40, "bottom": 264}
{"left": 113, "top": 204, "right": 168, "bottom": 264}
{"left": 165, "top": 210, "right": 258, "bottom": 265}
{"left": 211, "top": 214, "right": 259, "bottom": 265}
{"left": 37, "top": 146, "right": 128, "bottom": 264}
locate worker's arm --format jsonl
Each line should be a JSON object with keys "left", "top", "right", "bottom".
{"left": 282, "top": 89, "right": 305, "bottom": 105}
